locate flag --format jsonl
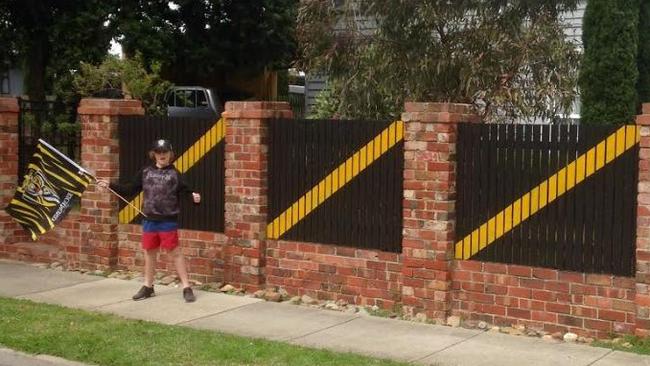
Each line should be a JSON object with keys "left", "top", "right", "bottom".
{"left": 5, "top": 139, "right": 93, "bottom": 240}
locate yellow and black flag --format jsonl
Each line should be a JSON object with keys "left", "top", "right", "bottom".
{"left": 5, "top": 139, "right": 93, "bottom": 240}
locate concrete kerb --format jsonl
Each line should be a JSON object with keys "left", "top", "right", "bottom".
{"left": 0, "top": 347, "right": 90, "bottom": 366}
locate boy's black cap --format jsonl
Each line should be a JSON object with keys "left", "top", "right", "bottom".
{"left": 151, "top": 139, "right": 173, "bottom": 152}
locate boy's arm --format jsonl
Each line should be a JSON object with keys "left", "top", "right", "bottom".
{"left": 176, "top": 169, "right": 201, "bottom": 203}
{"left": 108, "top": 169, "right": 143, "bottom": 197}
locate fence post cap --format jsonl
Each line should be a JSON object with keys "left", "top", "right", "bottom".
{"left": 224, "top": 101, "right": 291, "bottom": 111}
{"left": 0, "top": 97, "right": 19, "bottom": 113}
{"left": 222, "top": 101, "right": 292, "bottom": 119}
{"left": 404, "top": 102, "right": 473, "bottom": 114}
{"left": 77, "top": 98, "right": 144, "bottom": 116}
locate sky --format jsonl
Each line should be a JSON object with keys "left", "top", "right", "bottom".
{"left": 109, "top": 39, "right": 122, "bottom": 58}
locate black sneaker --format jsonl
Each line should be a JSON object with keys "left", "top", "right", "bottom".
{"left": 183, "top": 287, "right": 196, "bottom": 303}
{"left": 132, "top": 285, "right": 155, "bottom": 301}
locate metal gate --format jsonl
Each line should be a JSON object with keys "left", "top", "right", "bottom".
{"left": 17, "top": 98, "right": 80, "bottom": 183}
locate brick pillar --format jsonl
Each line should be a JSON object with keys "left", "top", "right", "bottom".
{"left": 401, "top": 102, "right": 479, "bottom": 322}
{"left": 636, "top": 103, "right": 650, "bottom": 336}
{"left": 222, "top": 101, "right": 292, "bottom": 292}
{"left": 0, "top": 97, "right": 22, "bottom": 245}
{"left": 77, "top": 99, "right": 144, "bottom": 270}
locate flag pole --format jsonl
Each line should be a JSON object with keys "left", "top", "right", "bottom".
{"left": 86, "top": 177, "right": 148, "bottom": 218}
{"left": 102, "top": 184, "right": 148, "bottom": 218}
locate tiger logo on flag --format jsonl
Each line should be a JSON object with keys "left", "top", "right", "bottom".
{"left": 5, "top": 140, "right": 93, "bottom": 240}
{"left": 22, "top": 168, "right": 62, "bottom": 207}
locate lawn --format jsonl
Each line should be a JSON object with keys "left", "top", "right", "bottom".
{"left": 593, "top": 336, "right": 650, "bottom": 355}
{"left": 0, "top": 297, "right": 408, "bottom": 366}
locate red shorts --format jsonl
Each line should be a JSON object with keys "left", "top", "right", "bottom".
{"left": 142, "top": 220, "right": 179, "bottom": 250}
{"left": 142, "top": 231, "right": 178, "bottom": 250}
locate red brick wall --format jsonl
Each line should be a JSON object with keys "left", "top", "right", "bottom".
{"left": 117, "top": 223, "right": 227, "bottom": 283}
{"left": 400, "top": 102, "right": 479, "bottom": 320}
{"left": 222, "top": 101, "right": 292, "bottom": 292}
{"left": 76, "top": 99, "right": 144, "bottom": 270}
{"left": 452, "top": 261, "right": 635, "bottom": 338}
{"left": 0, "top": 97, "right": 25, "bottom": 245}
{"left": 636, "top": 103, "right": 650, "bottom": 336}
{"left": 3, "top": 98, "right": 650, "bottom": 338}
{"left": 266, "top": 240, "right": 402, "bottom": 308}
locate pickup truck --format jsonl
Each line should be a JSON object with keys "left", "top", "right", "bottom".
{"left": 165, "top": 86, "right": 222, "bottom": 119}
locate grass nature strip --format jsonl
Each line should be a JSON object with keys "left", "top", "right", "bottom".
{"left": 0, "top": 297, "right": 407, "bottom": 366}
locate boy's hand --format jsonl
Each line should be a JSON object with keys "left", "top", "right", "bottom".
{"left": 96, "top": 179, "right": 109, "bottom": 190}
{"left": 192, "top": 192, "right": 201, "bottom": 204}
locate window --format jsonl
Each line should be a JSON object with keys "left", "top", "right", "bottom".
{"left": 184, "top": 90, "right": 196, "bottom": 108}
{"left": 166, "top": 91, "right": 175, "bottom": 107}
{"left": 197, "top": 91, "right": 208, "bottom": 107}
{"left": 173, "top": 89, "right": 198, "bottom": 108}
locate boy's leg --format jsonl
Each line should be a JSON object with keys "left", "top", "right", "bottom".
{"left": 133, "top": 247, "right": 158, "bottom": 300}
{"left": 143, "top": 248, "right": 158, "bottom": 287}
{"left": 170, "top": 247, "right": 190, "bottom": 288}
{"left": 170, "top": 247, "right": 196, "bottom": 302}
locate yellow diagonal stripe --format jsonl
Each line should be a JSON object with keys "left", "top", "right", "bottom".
{"left": 455, "top": 125, "right": 639, "bottom": 260}
{"left": 118, "top": 118, "right": 226, "bottom": 224}
{"left": 266, "top": 120, "right": 404, "bottom": 239}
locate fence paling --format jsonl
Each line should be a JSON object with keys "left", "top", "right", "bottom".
{"left": 267, "top": 119, "right": 403, "bottom": 253}
{"left": 456, "top": 123, "right": 639, "bottom": 276}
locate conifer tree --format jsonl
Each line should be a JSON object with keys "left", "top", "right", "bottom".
{"left": 638, "top": 1, "right": 650, "bottom": 105}
{"left": 579, "top": 0, "right": 640, "bottom": 125}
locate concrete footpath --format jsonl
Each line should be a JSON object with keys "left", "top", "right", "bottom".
{"left": 1, "top": 260, "right": 649, "bottom": 366}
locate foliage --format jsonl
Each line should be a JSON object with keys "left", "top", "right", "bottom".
{"left": 72, "top": 55, "right": 173, "bottom": 116}
{"left": 592, "top": 335, "right": 650, "bottom": 355}
{"left": 1, "top": 1, "right": 297, "bottom": 102}
{"left": 115, "top": 0, "right": 298, "bottom": 86}
{"left": 0, "top": 297, "right": 407, "bottom": 366}
{"left": 638, "top": 1, "right": 650, "bottom": 105}
{"left": 0, "top": 0, "right": 116, "bottom": 101}
{"left": 579, "top": 0, "right": 640, "bottom": 125}
{"left": 298, "top": 0, "right": 581, "bottom": 122}
{"left": 310, "top": 83, "right": 342, "bottom": 119}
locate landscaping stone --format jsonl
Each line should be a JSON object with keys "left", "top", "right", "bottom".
{"left": 220, "top": 284, "right": 235, "bottom": 292}
{"left": 446, "top": 316, "right": 461, "bottom": 327}
{"left": 324, "top": 301, "right": 340, "bottom": 311}
{"left": 345, "top": 306, "right": 359, "bottom": 314}
{"left": 414, "top": 313, "right": 428, "bottom": 323}
{"left": 526, "top": 330, "right": 538, "bottom": 337}
{"left": 160, "top": 275, "right": 178, "bottom": 285}
{"left": 263, "top": 290, "right": 282, "bottom": 302}
{"left": 300, "top": 294, "right": 316, "bottom": 305}
{"left": 278, "top": 288, "right": 289, "bottom": 300}
{"left": 357, "top": 307, "right": 370, "bottom": 316}
{"left": 335, "top": 299, "right": 348, "bottom": 307}
{"left": 563, "top": 333, "right": 578, "bottom": 343}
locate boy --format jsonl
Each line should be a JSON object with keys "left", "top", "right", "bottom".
{"left": 98, "top": 139, "right": 201, "bottom": 302}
